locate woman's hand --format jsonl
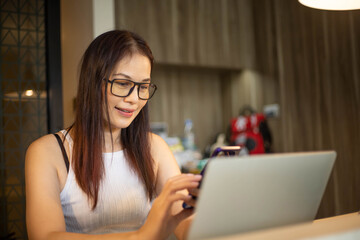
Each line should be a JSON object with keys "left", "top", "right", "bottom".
{"left": 184, "top": 186, "right": 200, "bottom": 208}
{"left": 138, "top": 174, "right": 202, "bottom": 240}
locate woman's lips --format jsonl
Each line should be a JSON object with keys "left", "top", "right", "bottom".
{"left": 115, "top": 107, "right": 135, "bottom": 117}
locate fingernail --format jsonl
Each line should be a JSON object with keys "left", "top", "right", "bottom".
{"left": 194, "top": 174, "right": 202, "bottom": 179}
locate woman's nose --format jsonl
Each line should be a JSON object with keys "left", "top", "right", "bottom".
{"left": 123, "top": 86, "right": 139, "bottom": 102}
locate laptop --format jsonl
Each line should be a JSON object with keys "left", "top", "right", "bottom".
{"left": 187, "top": 151, "right": 336, "bottom": 240}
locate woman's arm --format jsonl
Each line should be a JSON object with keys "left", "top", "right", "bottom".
{"left": 26, "top": 134, "right": 68, "bottom": 239}
{"left": 150, "top": 134, "right": 201, "bottom": 240}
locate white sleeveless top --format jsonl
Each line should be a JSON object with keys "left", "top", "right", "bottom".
{"left": 60, "top": 133, "right": 151, "bottom": 234}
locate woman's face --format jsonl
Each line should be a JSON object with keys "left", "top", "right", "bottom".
{"left": 104, "top": 53, "right": 151, "bottom": 132}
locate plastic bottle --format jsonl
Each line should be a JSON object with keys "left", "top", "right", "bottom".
{"left": 183, "top": 119, "right": 195, "bottom": 150}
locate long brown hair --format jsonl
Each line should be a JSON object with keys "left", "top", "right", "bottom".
{"left": 71, "top": 30, "right": 155, "bottom": 209}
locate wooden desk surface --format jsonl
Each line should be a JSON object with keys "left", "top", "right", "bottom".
{"left": 206, "top": 212, "right": 360, "bottom": 240}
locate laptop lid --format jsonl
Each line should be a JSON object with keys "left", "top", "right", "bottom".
{"left": 187, "top": 151, "right": 336, "bottom": 240}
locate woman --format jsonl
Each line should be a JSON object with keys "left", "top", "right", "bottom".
{"left": 25, "top": 30, "right": 201, "bottom": 240}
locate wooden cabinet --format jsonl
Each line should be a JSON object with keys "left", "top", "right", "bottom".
{"left": 115, "top": 0, "right": 255, "bottom": 69}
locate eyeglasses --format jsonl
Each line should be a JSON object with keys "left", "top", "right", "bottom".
{"left": 106, "top": 79, "right": 157, "bottom": 100}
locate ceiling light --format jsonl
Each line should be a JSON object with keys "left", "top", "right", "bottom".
{"left": 299, "top": 0, "right": 360, "bottom": 10}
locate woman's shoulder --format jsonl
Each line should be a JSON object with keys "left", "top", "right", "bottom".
{"left": 27, "top": 133, "right": 58, "bottom": 151}
{"left": 149, "top": 132, "right": 168, "bottom": 150}
{"left": 25, "top": 133, "right": 69, "bottom": 202}
{"left": 26, "top": 133, "right": 66, "bottom": 168}
{"left": 28, "top": 130, "right": 72, "bottom": 151}
{"left": 149, "top": 132, "right": 176, "bottom": 163}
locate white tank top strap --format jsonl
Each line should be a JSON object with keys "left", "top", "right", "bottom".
{"left": 60, "top": 129, "right": 74, "bottom": 147}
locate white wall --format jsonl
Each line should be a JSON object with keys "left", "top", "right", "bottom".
{"left": 93, "top": 0, "right": 115, "bottom": 38}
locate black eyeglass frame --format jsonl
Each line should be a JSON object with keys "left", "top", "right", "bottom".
{"left": 105, "top": 79, "right": 157, "bottom": 100}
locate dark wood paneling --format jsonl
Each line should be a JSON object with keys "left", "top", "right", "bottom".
{"left": 253, "top": 0, "right": 360, "bottom": 218}
{"left": 115, "top": 0, "right": 255, "bottom": 69}
{"left": 149, "top": 65, "right": 225, "bottom": 151}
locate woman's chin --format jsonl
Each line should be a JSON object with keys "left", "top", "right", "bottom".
{"left": 112, "top": 120, "right": 133, "bottom": 130}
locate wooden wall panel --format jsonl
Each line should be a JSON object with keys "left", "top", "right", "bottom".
{"left": 115, "top": 0, "right": 255, "bottom": 68}
{"left": 149, "top": 66, "right": 225, "bottom": 151}
{"left": 253, "top": 0, "right": 360, "bottom": 218}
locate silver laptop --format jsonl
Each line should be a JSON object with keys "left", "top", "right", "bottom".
{"left": 187, "top": 151, "right": 336, "bottom": 240}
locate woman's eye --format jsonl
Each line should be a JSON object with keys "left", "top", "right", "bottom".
{"left": 115, "top": 81, "right": 131, "bottom": 88}
{"left": 140, "top": 85, "right": 149, "bottom": 90}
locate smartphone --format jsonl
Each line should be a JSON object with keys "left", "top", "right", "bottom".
{"left": 182, "top": 146, "right": 241, "bottom": 209}
{"left": 210, "top": 145, "right": 242, "bottom": 157}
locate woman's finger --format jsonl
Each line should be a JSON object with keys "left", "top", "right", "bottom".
{"left": 168, "top": 192, "right": 192, "bottom": 203}
{"left": 183, "top": 196, "right": 197, "bottom": 208}
{"left": 162, "top": 174, "right": 202, "bottom": 194}
{"left": 166, "top": 174, "right": 202, "bottom": 186}
{"left": 188, "top": 187, "right": 200, "bottom": 197}
{"left": 153, "top": 191, "right": 192, "bottom": 211}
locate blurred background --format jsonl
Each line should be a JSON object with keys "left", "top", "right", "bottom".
{"left": 1, "top": 0, "right": 359, "bottom": 239}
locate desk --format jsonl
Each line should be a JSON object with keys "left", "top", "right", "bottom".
{"left": 207, "top": 212, "right": 360, "bottom": 240}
